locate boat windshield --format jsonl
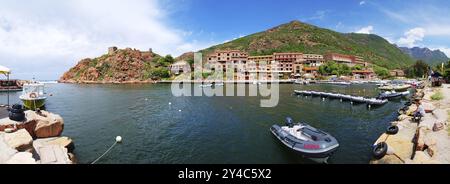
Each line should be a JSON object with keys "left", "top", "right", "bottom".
{"left": 23, "top": 84, "right": 45, "bottom": 96}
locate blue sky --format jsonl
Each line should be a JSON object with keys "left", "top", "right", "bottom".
{"left": 0, "top": 0, "right": 449, "bottom": 80}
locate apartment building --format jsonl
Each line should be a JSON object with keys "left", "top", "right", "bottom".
{"left": 324, "top": 53, "right": 365, "bottom": 67}
{"left": 207, "top": 50, "right": 249, "bottom": 80}
{"left": 303, "top": 54, "right": 324, "bottom": 67}
{"left": 273, "top": 53, "right": 305, "bottom": 79}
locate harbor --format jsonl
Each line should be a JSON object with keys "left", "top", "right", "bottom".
{"left": 1, "top": 82, "right": 412, "bottom": 164}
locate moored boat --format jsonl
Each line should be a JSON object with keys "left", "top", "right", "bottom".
{"left": 270, "top": 117, "right": 339, "bottom": 163}
{"left": 378, "top": 84, "right": 411, "bottom": 92}
{"left": 19, "top": 83, "right": 47, "bottom": 110}
{"left": 377, "top": 90, "right": 403, "bottom": 100}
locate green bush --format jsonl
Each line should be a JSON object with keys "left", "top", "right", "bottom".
{"left": 318, "top": 61, "right": 352, "bottom": 76}
{"left": 431, "top": 91, "right": 444, "bottom": 101}
{"left": 150, "top": 68, "right": 170, "bottom": 79}
{"left": 373, "top": 65, "right": 389, "bottom": 78}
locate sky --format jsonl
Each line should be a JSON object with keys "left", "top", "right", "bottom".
{"left": 1, "top": 0, "right": 450, "bottom": 80}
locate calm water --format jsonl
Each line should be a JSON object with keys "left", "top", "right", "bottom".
{"left": 0, "top": 83, "right": 407, "bottom": 164}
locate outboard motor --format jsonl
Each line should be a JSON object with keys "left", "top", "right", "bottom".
{"left": 286, "top": 117, "right": 294, "bottom": 128}
{"left": 9, "top": 104, "right": 25, "bottom": 122}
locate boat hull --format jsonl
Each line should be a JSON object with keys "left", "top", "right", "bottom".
{"left": 21, "top": 99, "right": 46, "bottom": 110}
{"left": 270, "top": 125, "right": 339, "bottom": 161}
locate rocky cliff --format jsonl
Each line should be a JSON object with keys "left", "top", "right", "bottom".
{"left": 60, "top": 48, "right": 166, "bottom": 83}
{"left": 399, "top": 47, "right": 449, "bottom": 66}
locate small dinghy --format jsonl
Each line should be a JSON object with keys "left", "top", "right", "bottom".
{"left": 270, "top": 117, "right": 339, "bottom": 163}
{"left": 377, "top": 90, "right": 402, "bottom": 100}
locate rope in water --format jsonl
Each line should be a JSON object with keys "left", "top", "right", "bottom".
{"left": 91, "top": 136, "right": 122, "bottom": 164}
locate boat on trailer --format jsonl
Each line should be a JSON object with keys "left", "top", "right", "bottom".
{"left": 270, "top": 117, "right": 339, "bottom": 163}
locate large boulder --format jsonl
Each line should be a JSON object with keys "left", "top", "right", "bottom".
{"left": 26, "top": 111, "right": 64, "bottom": 138}
{"left": 35, "top": 145, "right": 72, "bottom": 164}
{"left": 1, "top": 129, "right": 33, "bottom": 152}
{"left": 0, "top": 136, "right": 18, "bottom": 164}
{"left": 1, "top": 110, "right": 64, "bottom": 139}
{"left": 33, "top": 137, "right": 75, "bottom": 153}
{"left": 5, "top": 152, "right": 36, "bottom": 164}
{"left": 406, "top": 151, "right": 440, "bottom": 164}
{"left": 370, "top": 155, "right": 403, "bottom": 164}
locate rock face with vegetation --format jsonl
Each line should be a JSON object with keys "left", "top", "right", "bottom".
{"left": 195, "top": 20, "right": 414, "bottom": 70}
{"left": 60, "top": 48, "right": 175, "bottom": 83}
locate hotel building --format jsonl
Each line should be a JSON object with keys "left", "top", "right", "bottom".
{"left": 324, "top": 53, "right": 366, "bottom": 67}
{"left": 207, "top": 50, "right": 249, "bottom": 80}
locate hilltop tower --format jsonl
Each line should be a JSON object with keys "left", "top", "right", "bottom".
{"left": 108, "top": 46, "right": 118, "bottom": 55}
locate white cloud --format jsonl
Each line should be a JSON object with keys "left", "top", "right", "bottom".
{"left": 397, "top": 27, "right": 426, "bottom": 47}
{"left": 0, "top": 0, "right": 207, "bottom": 79}
{"left": 304, "top": 10, "right": 329, "bottom": 21}
{"left": 355, "top": 25, "right": 373, "bottom": 34}
{"left": 359, "top": 1, "right": 366, "bottom": 5}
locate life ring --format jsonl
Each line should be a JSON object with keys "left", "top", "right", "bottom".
{"left": 372, "top": 142, "right": 388, "bottom": 160}
{"left": 386, "top": 125, "right": 399, "bottom": 135}
{"left": 29, "top": 92, "right": 38, "bottom": 98}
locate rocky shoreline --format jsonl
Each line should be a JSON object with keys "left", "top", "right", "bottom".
{"left": 370, "top": 83, "right": 450, "bottom": 164}
{"left": 0, "top": 110, "right": 75, "bottom": 164}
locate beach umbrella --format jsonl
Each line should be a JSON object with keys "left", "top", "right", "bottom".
{"left": 0, "top": 65, "right": 12, "bottom": 107}
{"left": 0, "top": 65, "right": 11, "bottom": 75}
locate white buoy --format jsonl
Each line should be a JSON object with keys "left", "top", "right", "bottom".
{"left": 322, "top": 98, "right": 325, "bottom": 101}
{"left": 351, "top": 101, "right": 354, "bottom": 105}
{"left": 169, "top": 102, "right": 172, "bottom": 105}
{"left": 116, "top": 136, "right": 122, "bottom": 143}
{"left": 368, "top": 104, "right": 372, "bottom": 109}
{"left": 145, "top": 98, "right": 148, "bottom": 101}
{"left": 340, "top": 99, "right": 343, "bottom": 102}
{"left": 179, "top": 109, "right": 182, "bottom": 112}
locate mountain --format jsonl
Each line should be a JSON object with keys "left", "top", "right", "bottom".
{"left": 60, "top": 48, "right": 166, "bottom": 83}
{"left": 399, "top": 47, "right": 449, "bottom": 66}
{"left": 195, "top": 20, "right": 414, "bottom": 69}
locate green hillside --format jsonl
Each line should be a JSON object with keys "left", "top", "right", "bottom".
{"left": 200, "top": 20, "right": 414, "bottom": 69}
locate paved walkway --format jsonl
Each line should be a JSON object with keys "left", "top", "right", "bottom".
{"left": 432, "top": 84, "right": 450, "bottom": 163}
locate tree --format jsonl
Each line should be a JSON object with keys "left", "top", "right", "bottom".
{"left": 156, "top": 55, "right": 175, "bottom": 67}
{"left": 406, "top": 60, "right": 429, "bottom": 78}
{"left": 164, "top": 55, "right": 175, "bottom": 64}
{"left": 351, "top": 65, "right": 363, "bottom": 70}
{"left": 373, "top": 65, "right": 389, "bottom": 78}
{"left": 150, "top": 68, "right": 170, "bottom": 79}
{"left": 444, "top": 61, "right": 450, "bottom": 81}
{"left": 318, "top": 61, "right": 351, "bottom": 76}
